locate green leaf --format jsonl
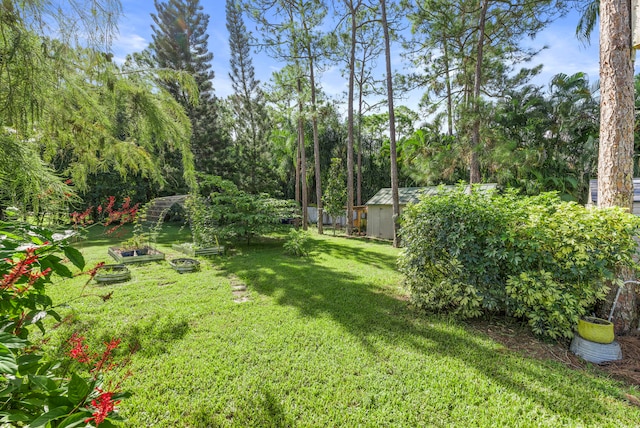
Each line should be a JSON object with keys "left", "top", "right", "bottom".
{"left": 0, "top": 382, "right": 18, "bottom": 398}
{"left": 112, "top": 391, "right": 132, "bottom": 400}
{"left": 30, "top": 375, "right": 58, "bottom": 391}
{"left": 39, "top": 255, "right": 73, "bottom": 278}
{"left": 64, "top": 246, "right": 85, "bottom": 270}
{"left": 0, "top": 352, "right": 17, "bottom": 375}
{"left": 0, "top": 333, "right": 27, "bottom": 349}
{"left": 0, "top": 410, "right": 31, "bottom": 423}
{"left": 48, "top": 394, "right": 74, "bottom": 409}
{"left": 27, "top": 310, "right": 48, "bottom": 325}
{"left": 68, "top": 373, "right": 90, "bottom": 405}
{"left": 28, "top": 406, "right": 72, "bottom": 428}
{"left": 58, "top": 411, "right": 92, "bottom": 428}
{"left": 17, "top": 354, "right": 42, "bottom": 375}
{"left": 47, "top": 308, "right": 62, "bottom": 322}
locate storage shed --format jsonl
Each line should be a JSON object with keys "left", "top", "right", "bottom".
{"left": 365, "top": 184, "right": 497, "bottom": 240}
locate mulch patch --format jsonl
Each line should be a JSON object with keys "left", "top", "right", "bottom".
{"left": 467, "top": 318, "right": 640, "bottom": 387}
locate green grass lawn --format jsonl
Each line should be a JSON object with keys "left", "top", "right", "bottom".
{"left": 46, "top": 225, "right": 640, "bottom": 427}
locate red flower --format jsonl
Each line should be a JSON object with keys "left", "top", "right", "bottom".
{"left": 27, "top": 267, "right": 52, "bottom": 286}
{"left": 68, "top": 333, "right": 94, "bottom": 364}
{"left": 83, "top": 262, "right": 105, "bottom": 279}
{"left": 1, "top": 248, "right": 41, "bottom": 292}
{"left": 92, "top": 338, "right": 121, "bottom": 373}
{"left": 85, "top": 389, "right": 120, "bottom": 426}
{"left": 70, "top": 206, "right": 93, "bottom": 227}
{"left": 105, "top": 196, "right": 116, "bottom": 214}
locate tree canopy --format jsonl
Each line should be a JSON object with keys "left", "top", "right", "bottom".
{"left": 0, "top": 1, "right": 196, "bottom": 217}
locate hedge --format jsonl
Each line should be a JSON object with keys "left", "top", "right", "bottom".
{"left": 398, "top": 187, "right": 640, "bottom": 339}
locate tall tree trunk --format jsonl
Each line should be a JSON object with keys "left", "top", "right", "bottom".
{"left": 297, "top": 76, "right": 308, "bottom": 230}
{"left": 443, "top": 36, "right": 453, "bottom": 136}
{"left": 380, "top": 0, "right": 400, "bottom": 248}
{"left": 357, "top": 90, "right": 363, "bottom": 207}
{"left": 470, "top": 0, "right": 489, "bottom": 185}
{"left": 308, "top": 47, "right": 323, "bottom": 234}
{"left": 346, "top": 3, "right": 357, "bottom": 236}
{"left": 295, "top": 143, "right": 301, "bottom": 205}
{"left": 598, "top": 0, "right": 637, "bottom": 334}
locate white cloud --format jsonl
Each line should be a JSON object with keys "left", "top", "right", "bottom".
{"left": 213, "top": 72, "right": 234, "bottom": 98}
{"left": 112, "top": 32, "right": 148, "bottom": 61}
{"left": 527, "top": 24, "right": 600, "bottom": 87}
{"left": 320, "top": 67, "right": 348, "bottom": 98}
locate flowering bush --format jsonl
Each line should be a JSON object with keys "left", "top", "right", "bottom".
{"left": 0, "top": 216, "right": 130, "bottom": 426}
{"left": 70, "top": 196, "right": 140, "bottom": 236}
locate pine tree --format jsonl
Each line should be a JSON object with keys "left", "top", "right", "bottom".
{"left": 225, "top": 0, "right": 277, "bottom": 195}
{"left": 597, "top": 0, "right": 637, "bottom": 333}
{"left": 150, "top": 0, "right": 229, "bottom": 183}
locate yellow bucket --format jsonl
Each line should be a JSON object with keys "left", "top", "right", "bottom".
{"left": 577, "top": 317, "right": 615, "bottom": 344}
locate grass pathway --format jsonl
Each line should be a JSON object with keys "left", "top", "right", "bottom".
{"left": 45, "top": 227, "right": 640, "bottom": 427}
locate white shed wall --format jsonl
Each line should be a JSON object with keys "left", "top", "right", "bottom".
{"left": 366, "top": 205, "right": 396, "bottom": 240}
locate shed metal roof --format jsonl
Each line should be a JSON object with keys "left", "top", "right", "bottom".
{"left": 366, "top": 184, "right": 497, "bottom": 206}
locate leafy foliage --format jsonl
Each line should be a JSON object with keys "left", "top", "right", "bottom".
{"left": 492, "top": 73, "right": 598, "bottom": 201}
{"left": 0, "top": 14, "right": 196, "bottom": 215}
{"left": 283, "top": 229, "right": 312, "bottom": 257}
{"left": 322, "top": 158, "right": 347, "bottom": 234}
{"left": 0, "top": 217, "right": 130, "bottom": 426}
{"left": 187, "top": 176, "right": 299, "bottom": 245}
{"left": 399, "top": 187, "right": 640, "bottom": 339}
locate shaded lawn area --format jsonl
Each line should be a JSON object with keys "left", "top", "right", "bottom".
{"left": 46, "top": 226, "right": 640, "bottom": 427}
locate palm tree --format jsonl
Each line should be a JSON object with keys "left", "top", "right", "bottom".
{"left": 575, "top": 0, "right": 599, "bottom": 43}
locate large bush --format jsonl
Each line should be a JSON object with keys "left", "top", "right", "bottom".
{"left": 398, "top": 187, "right": 640, "bottom": 339}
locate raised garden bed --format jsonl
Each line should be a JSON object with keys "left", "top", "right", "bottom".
{"left": 172, "top": 242, "right": 225, "bottom": 257}
{"left": 108, "top": 247, "right": 165, "bottom": 264}
{"left": 168, "top": 257, "right": 200, "bottom": 273}
{"left": 94, "top": 264, "right": 131, "bottom": 284}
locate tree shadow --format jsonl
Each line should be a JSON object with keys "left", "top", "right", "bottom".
{"left": 311, "top": 235, "right": 399, "bottom": 272}
{"left": 218, "top": 237, "right": 635, "bottom": 424}
{"left": 189, "top": 385, "right": 293, "bottom": 427}
{"left": 117, "top": 314, "right": 190, "bottom": 357}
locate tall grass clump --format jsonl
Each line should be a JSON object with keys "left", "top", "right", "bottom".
{"left": 398, "top": 187, "right": 640, "bottom": 339}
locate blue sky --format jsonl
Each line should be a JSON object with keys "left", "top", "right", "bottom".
{"left": 112, "top": 1, "right": 602, "bottom": 113}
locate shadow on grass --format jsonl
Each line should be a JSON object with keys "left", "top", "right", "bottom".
{"left": 219, "top": 235, "right": 632, "bottom": 424}
{"left": 117, "top": 314, "right": 190, "bottom": 357}
{"left": 313, "top": 235, "right": 398, "bottom": 272}
{"left": 189, "top": 385, "right": 293, "bottom": 427}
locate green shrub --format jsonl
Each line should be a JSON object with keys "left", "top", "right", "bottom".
{"left": 283, "top": 228, "right": 312, "bottom": 257}
{"left": 186, "top": 175, "right": 299, "bottom": 246}
{"left": 398, "top": 186, "right": 640, "bottom": 340}
{"left": 505, "top": 270, "right": 594, "bottom": 339}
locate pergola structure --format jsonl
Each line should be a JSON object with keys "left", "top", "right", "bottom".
{"left": 143, "top": 195, "right": 189, "bottom": 225}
